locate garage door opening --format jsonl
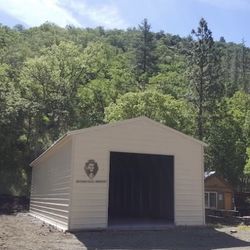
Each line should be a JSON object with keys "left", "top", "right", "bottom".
{"left": 108, "top": 152, "right": 174, "bottom": 228}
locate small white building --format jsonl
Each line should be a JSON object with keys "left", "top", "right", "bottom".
{"left": 30, "top": 117, "right": 206, "bottom": 231}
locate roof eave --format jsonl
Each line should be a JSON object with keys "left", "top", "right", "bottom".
{"left": 30, "top": 116, "right": 208, "bottom": 167}
{"left": 68, "top": 116, "right": 208, "bottom": 147}
{"left": 29, "top": 133, "right": 70, "bottom": 167}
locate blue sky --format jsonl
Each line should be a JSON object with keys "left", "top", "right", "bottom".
{"left": 0, "top": 0, "right": 249, "bottom": 45}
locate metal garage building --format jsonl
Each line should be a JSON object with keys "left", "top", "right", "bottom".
{"left": 30, "top": 117, "right": 207, "bottom": 231}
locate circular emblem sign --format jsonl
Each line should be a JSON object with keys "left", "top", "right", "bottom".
{"left": 84, "top": 159, "right": 99, "bottom": 179}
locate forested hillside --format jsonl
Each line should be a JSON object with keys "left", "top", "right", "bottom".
{"left": 0, "top": 18, "right": 249, "bottom": 196}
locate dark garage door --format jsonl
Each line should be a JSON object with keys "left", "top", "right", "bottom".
{"left": 108, "top": 152, "right": 174, "bottom": 224}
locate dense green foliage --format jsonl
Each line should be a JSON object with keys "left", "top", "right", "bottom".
{"left": 0, "top": 19, "right": 249, "bottom": 195}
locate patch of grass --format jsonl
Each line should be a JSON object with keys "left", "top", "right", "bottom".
{"left": 237, "top": 225, "right": 250, "bottom": 231}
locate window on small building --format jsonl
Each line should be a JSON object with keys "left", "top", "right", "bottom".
{"left": 205, "top": 192, "right": 209, "bottom": 208}
{"left": 205, "top": 192, "right": 217, "bottom": 209}
{"left": 218, "top": 193, "right": 223, "bottom": 201}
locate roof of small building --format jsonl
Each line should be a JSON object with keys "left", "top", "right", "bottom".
{"left": 204, "top": 171, "right": 233, "bottom": 191}
{"left": 204, "top": 171, "right": 216, "bottom": 179}
{"left": 30, "top": 116, "right": 208, "bottom": 167}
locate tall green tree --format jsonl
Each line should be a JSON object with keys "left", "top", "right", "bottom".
{"left": 134, "top": 19, "right": 157, "bottom": 87}
{"left": 240, "top": 40, "right": 250, "bottom": 93}
{"left": 189, "top": 18, "right": 224, "bottom": 140}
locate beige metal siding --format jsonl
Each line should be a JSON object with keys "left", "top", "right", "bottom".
{"left": 30, "top": 139, "right": 72, "bottom": 230}
{"left": 70, "top": 119, "right": 204, "bottom": 229}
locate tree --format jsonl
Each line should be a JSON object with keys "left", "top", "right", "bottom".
{"left": 78, "top": 79, "right": 116, "bottom": 126}
{"left": 240, "top": 40, "right": 250, "bottom": 93}
{"left": 77, "top": 42, "right": 137, "bottom": 127}
{"left": 0, "top": 63, "right": 29, "bottom": 195}
{"left": 189, "top": 18, "right": 224, "bottom": 140}
{"left": 148, "top": 61, "right": 189, "bottom": 99}
{"left": 244, "top": 148, "right": 250, "bottom": 177}
{"left": 207, "top": 91, "right": 250, "bottom": 188}
{"left": 134, "top": 19, "right": 157, "bottom": 87}
{"left": 105, "top": 91, "right": 195, "bottom": 135}
{"left": 20, "top": 42, "right": 84, "bottom": 151}
{"left": 0, "top": 21, "right": 250, "bottom": 196}
{"left": 219, "top": 37, "right": 226, "bottom": 43}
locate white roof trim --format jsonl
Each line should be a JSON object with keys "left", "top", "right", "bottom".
{"left": 30, "top": 116, "right": 207, "bottom": 167}
{"left": 140, "top": 117, "right": 208, "bottom": 147}
{"left": 68, "top": 116, "right": 207, "bottom": 146}
{"left": 30, "top": 133, "right": 70, "bottom": 167}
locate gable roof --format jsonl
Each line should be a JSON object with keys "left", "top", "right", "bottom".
{"left": 204, "top": 172, "right": 233, "bottom": 190}
{"left": 30, "top": 116, "right": 207, "bottom": 167}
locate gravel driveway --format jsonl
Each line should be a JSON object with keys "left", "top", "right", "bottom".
{"left": 1, "top": 213, "right": 250, "bottom": 250}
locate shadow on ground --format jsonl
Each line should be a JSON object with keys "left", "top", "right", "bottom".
{"left": 0, "top": 195, "right": 29, "bottom": 214}
{"left": 74, "top": 227, "right": 250, "bottom": 250}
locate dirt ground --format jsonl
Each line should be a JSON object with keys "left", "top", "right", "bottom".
{"left": 1, "top": 213, "right": 250, "bottom": 250}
